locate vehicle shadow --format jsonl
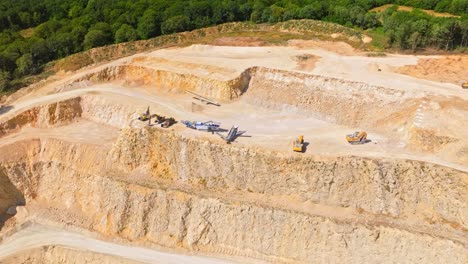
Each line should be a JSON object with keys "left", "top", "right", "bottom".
{"left": 211, "top": 128, "right": 229, "bottom": 134}
{"left": 303, "top": 142, "right": 310, "bottom": 153}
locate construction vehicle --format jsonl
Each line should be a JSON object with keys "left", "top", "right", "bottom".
{"left": 154, "top": 114, "right": 166, "bottom": 124}
{"left": 138, "top": 107, "right": 151, "bottom": 121}
{"left": 462, "top": 82, "right": 468, "bottom": 89}
{"left": 147, "top": 113, "right": 176, "bottom": 128}
{"left": 346, "top": 131, "right": 368, "bottom": 144}
{"left": 217, "top": 126, "right": 246, "bottom": 144}
{"left": 293, "top": 135, "right": 305, "bottom": 152}
{"left": 137, "top": 107, "right": 174, "bottom": 127}
{"left": 161, "top": 117, "right": 176, "bottom": 128}
{"left": 182, "top": 120, "right": 221, "bottom": 132}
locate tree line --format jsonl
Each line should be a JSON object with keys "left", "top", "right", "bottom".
{"left": 0, "top": 0, "right": 467, "bottom": 92}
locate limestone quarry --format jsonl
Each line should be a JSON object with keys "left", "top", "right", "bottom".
{"left": 0, "top": 39, "right": 467, "bottom": 263}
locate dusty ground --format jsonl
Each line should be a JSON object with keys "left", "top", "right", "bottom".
{"left": 212, "top": 37, "right": 269, "bottom": 47}
{"left": 0, "top": 223, "right": 230, "bottom": 264}
{"left": 0, "top": 39, "right": 467, "bottom": 263}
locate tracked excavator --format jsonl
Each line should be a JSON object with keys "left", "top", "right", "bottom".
{"left": 138, "top": 107, "right": 175, "bottom": 127}
{"left": 293, "top": 135, "right": 305, "bottom": 152}
{"left": 346, "top": 131, "right": 367, "bottom": 144}
{"left": 138, "top": 107, "right": 151, "bottom": 121}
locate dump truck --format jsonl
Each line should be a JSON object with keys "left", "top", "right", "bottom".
{"left": 346, "top": 131, "right": 367, "bottom": 144}
{"left": 293, "top": 135, "right": 304, "bottom": 152}
{"left": 462, "top": 82, "right": 468, "bottom": 89}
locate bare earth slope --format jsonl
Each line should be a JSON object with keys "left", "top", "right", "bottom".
{"left": 0, "top": 41, "right": 466, "bottom": 263}
{"left": 396, "top": 55, "right": 468, "bottom": 85}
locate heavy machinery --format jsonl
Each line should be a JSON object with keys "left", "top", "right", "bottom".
{"left": 217, "top": 126, "right": 246, "bottom": 144}
{"left": 462, "top": 82, "right": 468, "bottom": 89}
{"left": 346, "top": 131, "right": 367, "bottom": 144}
{"left": 293, "top": 135, "right": 304, "bottom": 152}
{"left": 154, "top": 114, "right": 166, "bottom": 124}
{"left": 182, "top": 120, "right": 221, "bottom": 132}
{"left": 137, "top": 107, "right": 175, "bottom": 127}
{"left": 138, "top": 107, "right": 151, "bottom": 121}
{"left": 161, "top": 117, "right": 176, "bottom": 128}
{"left": 149, "top": 113, "right": 176, "bottom": 128}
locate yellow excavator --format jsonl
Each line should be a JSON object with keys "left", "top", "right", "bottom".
{"left": 293, "top": 135, "right": 305, "bottom": 152}
{"left": 138, "top": 107, "right": 151, "bottom": 121}
{"left": 346, "top": 131, "right": 367, "bottom": 144}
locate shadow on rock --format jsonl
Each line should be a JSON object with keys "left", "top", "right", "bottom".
{"left": 0, "top": 105, "right": 13, "bottom": 115}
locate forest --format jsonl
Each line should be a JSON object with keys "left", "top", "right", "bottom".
{"left": 0, "top": 0, "right": 467, "bottom": 92}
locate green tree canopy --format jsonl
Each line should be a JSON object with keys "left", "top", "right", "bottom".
{"left": 137, "top": 9, "right": 162, "bottom": 39}
{"left": 84, "top": 30, "right": 109, "bottom": 50}
{"left": 161, "top": 15, "right": 191, "bottom": 34}
{"left": 115, "top": 24, "right": 138, "bottom": 43}
{"left": 15, "top": 53, "right": 34, "bottom": 76}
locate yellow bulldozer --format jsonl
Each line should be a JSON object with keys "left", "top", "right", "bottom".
{"left": 346, "top": 131, "right": 367, "bottom": 144}
{"left": 293, "top": 135, "right": 305, "bottom": 152}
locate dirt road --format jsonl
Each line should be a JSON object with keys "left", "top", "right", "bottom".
{"left": 0, "top": 224, "right": 232, "bottom": 264}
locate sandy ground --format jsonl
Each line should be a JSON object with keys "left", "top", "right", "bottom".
{"left": 0, "top": 120, "right": 118, "bottom": 147}
{"left": 397, "top": 55, "right": 468, "bottom": 85}
{"left": 212, "top": 37, "right": 268, "bottom": 47}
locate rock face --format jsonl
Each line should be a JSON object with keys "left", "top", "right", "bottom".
{"left": 63, "top": 65, "right": 468, "bottom": 165}
{"left": 0, "top": 126, "right": 466, "bottom": 263}
{"left": 0, "top": 62, "right": 467, "bottom": 262}
{"left": 0, "top": 98, "right": 82, "bottom": 137}
{"left": 73, "top": 65, "right": 252, "bottom": 101}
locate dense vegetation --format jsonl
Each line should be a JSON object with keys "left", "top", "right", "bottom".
{"left": 0, "top": 0, "right": 467, "bottom": 92}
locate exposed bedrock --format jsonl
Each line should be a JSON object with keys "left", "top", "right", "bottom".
{"left": 73, "top": 65, "right": 252, "bottom": 101}
{"left": 0, "top": 127, "right": 466, "bottom": 263}
{"left": 0, "top": 64, "right": 467, "bottom": 263}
